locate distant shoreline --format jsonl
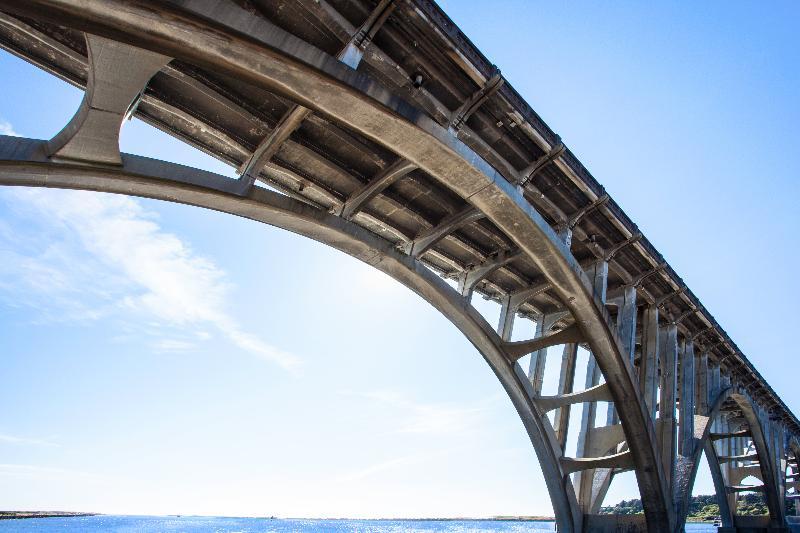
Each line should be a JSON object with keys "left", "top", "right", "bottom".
{"left": 0, "top": 513, "right": 555, "bottom": 522}
{"left": 0, "top": 512, "right": 97, "bottom": 521}
{"left": 285, "top": 517, "right": 557, "bottom": 522}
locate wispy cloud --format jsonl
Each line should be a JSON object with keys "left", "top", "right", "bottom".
{"left": 337, "top": 444, "right": 475, "bottom": 483}
{"left": 0, "top": 189, "right": 301, "bottom": 371}
{"left": 338, "top": 389, "right": 496, "bottom": 435}
{"left": 0, "top": 433, "right": 59, "bottom": 448}
{"left": 338, "top": 451, "right": 430, "bottom": 483}
{"left": 0, "top": 463, "right": 102, "bottom": 481}
{"left": 0, "top": 117, "right": 19, "bottom": 136}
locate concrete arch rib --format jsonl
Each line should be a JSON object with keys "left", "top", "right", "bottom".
{"left": 0, "top": 136, "right": 582, "bottom": 532}
{"left": 673, "top": 387, "right": 734, "bottom": 529}
{"left": 1, "top": 2, "right": 672, "bottom": 529}
{"left": 705, "top": 436, "right": 736, "bottom": 529}
{"left": 728, "top": 393, "right": 786, "bottom": 529}
{"left": 677, "top": 389, "right": 786, "bottom": 531}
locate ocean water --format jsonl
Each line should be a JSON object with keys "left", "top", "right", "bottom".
{"left": 0, "top": 516, "right": 719, "bottom": 532}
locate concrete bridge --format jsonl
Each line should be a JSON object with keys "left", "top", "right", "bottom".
{"left": 0, "top": 1, "right": 796, "bottom": 531}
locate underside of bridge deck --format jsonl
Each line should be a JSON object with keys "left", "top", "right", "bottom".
{"left": 0, "top": 1, "right": 797, "bottom": 532}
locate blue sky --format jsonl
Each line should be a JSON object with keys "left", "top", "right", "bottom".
{"left": 0, "top": 0, "right": 798, "bottom": 519}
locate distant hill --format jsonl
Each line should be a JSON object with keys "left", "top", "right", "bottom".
{"left": 599, "top": 494, "right": 793, "bottom": 520}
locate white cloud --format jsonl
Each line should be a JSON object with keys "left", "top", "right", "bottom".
{"left": 0, "top": 118, "right": 19, "bottom": 136}
{"left": 337, "top": 444, "right": 475, "bottom": 483}
{"left": 0, "top": 464, "right": 102, "bottom": 481}
{"left": 0, "top": 189, "right": 301, "bottom": 371}
{"left": 0, "top": 433, "right": 58, "bottom": 448}
{"left": 338, "top": 452, "right": 427, "bottom": 483}
{"left": 339, "top": 389, "right": 494, "bottom": 435}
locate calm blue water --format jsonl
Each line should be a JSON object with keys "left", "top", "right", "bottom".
{"left": 0, "top": 516, "right": 719, "bottom": 532}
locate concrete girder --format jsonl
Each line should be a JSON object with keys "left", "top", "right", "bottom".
{"left": 0, "top": 135, "right": 585, "bottom": 532}
{"left": 561, "top": 450, "right": 634, "bottom": 476}
{"left": 727, "top": 484, "right": 765, "bottom": 493}
{"left": 458, "top": 247, "right": 523, "bottom": 299}
{"left": 335, "top": 157, "right": 417, "bottom": 220}
{"left": 603, "top": 232, "right": 642, "bottom": 262}
{"left": 536, "top": 383, "right": 613, "bottom": 412}
{"left": 450, "top": 66, "right": 504, "bottom": 132}
{"left": 718, "top": 453, "right": 761, "bottom": 464}
{"left": 711, "top": 429, "right": 753, "bottom": 441}
{"left": 0, "top": 2, "right": 675, "bottom": 529}
{"left": 504, "top": 323, "right": 584, "bottom": 362}
{"left": 518, "top": 136, "right": 565, "bottom": 186}
{"left": 404, "top": 206, "right": 485, "bottom": 258}
{"left": 337, "top": 0, "right": 397, "bottom": 69}
{"left": 238, "top": 0, "right": 395, "bottom": 189}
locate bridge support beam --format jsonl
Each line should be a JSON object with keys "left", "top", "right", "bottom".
{"left": 574, "top": 260, "right": 608, "bottom": 513}
{"left": 639, "top": 305, "right": 660, "bottom": 420}
{"left": 659, "top": 324, "right": 679, "bottom": 489}
{"left": 553, "top": 342, "right": 579, "bottom": 449}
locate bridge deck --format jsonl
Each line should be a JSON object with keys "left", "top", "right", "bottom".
{"left": 0, "top": 0, "right": 795, "bottom": 435}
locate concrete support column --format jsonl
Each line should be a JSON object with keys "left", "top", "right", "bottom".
{"left": 575, "top": 355, "right": 603, "bottom": 510}
{"left": 497, "top": 293, "right": 516, "bottom": 341}
{"left": 695, "top": 352, "right": 708, "bottom": 416}
{"left": 528, "top": 314, "right": 559, "bottom": 396}
{"left": 679, "top": 339, "right": 695, "bottom": 456}
{"left": 554, "top": 342, "right": 578, "bottom": 449}
{"left": 606, "top": 285, "right": 637, "bottom": 426}
{"left": 710, "top": 362, "right": 721, "bottom": 404}
{"left": 586, "top": 260, "right": 608, "bottom": 303}
{"left": 658, "top": 324, "right": 678, "bottom": 487}
{"left": 772, "top": 420, "right": 786, "bottom": 519}
{"left": 574, "top": 260, "right": 608, "bottom": 512}
{"left": 615, "top": 285, "right": 638, "bottom": 364}
{"left": 639, "top": 305, "right": 660, "bottom": 420}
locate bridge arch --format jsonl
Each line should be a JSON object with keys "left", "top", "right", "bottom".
{"left": 0, "top": 138, "right": 591, "bottom": 529}
{"left": 0, "top": 3, "right": 672, "bottom": 529}
{"left": 1, "top": 1, "right": 794, "bottom": 531}
{"left": 0, "top": 132, "right": 659, "bottom": 531}
{"left": 678, "top": 387, "right": 790, "bottom": 531}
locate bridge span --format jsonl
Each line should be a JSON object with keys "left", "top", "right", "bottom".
{"left": 0, "top": 1, "right": 796, "bottom": 531}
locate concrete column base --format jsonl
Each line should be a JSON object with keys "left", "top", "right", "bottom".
{"left": 717, "top": 526, "right": 800, "bottom": 533}
{"left": 718, "top": 515, "right": 790, "bottom": 532}
{"left": 584, "top": 514, "right": 647, "bottom": 532}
